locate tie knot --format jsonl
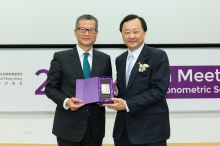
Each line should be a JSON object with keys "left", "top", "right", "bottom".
{"left": 129, "top": 53, "right": 134, "bottom": 59}
{"left": 84, "top": 53, "right": 89, "bottom": 58}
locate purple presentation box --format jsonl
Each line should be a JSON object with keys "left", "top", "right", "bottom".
{"left": 75, "top": 76, "right": 114, "bottom": 106}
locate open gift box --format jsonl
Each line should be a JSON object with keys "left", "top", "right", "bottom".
{"left": 75, "top": 76, "right": 114, "bottom": 106}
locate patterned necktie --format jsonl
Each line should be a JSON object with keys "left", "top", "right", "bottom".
{"left": 126, "top": 53, "right": 134, "bottom": 86}
{"left": 83, "top": 53, "right": 90, "bottom": 78}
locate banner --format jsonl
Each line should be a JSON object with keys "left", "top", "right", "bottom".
{"left": 1, "top": 48, "right": 220, "bottom": 112}
{"left": 167, "top": 66, "right": 220, "bottom": 98}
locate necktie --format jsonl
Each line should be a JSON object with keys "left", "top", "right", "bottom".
{"left": 126, "top": 53, "right": 134, "bottom": 86}
{"left": 83, "top": 53, "right": 90, "bottom": 78}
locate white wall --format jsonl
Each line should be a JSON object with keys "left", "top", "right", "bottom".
{"left": 0, "top": 0, "right": 220, "bottom": 44}
{"left": 1, "top": 111, "right": 220, "bottom": 143}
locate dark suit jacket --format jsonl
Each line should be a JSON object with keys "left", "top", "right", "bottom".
{"left": 113, "top": 44, "right": 170, "bottom": 145}
{"left": 45, "top": 46, "right": 112, "bottom": 142}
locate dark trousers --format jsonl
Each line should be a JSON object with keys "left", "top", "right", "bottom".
{"left": 57, "top": 117, "right": 103, "bottom": 146}
{"left": 114, "top": 125, "right": 166, "bottom": 146}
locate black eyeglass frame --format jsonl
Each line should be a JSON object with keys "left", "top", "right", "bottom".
{"left": 77, "top": 27, "right": 97, "bottom": 34}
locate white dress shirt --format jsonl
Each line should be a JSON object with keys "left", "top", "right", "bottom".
{"left": 63, "top": 45, "right": 93, "bottom": 110}
{"left": 124, "top": 43, "right": 144, "bottom": 112}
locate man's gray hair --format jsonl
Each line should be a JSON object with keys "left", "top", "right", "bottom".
{"left": 75, "top": 14, "right": 98, "bottom": 30}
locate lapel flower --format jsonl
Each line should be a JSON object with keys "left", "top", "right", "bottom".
{"left": 138, "top": 62, "right": 149, "bottom": 72}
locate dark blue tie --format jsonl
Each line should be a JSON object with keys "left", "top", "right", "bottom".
{"left": 83, "top": 53, "right": 90, "bottom": 78}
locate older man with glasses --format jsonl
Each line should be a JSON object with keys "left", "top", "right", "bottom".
{"left": 45, "top": 14, "right": 112, "bottom": 146}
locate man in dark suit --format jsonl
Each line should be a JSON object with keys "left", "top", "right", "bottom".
{"left": 104, "top": 14, "right": 170, "bottom": 146}
{"left": 45, "top": 14, "right": 112, "bottom": 146}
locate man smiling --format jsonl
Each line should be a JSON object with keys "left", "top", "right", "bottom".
{"left": 45, "top": 14, "right": 112, "bottom": 146}
{"left": 104, "top": 14, "right": 171, "bottom": 146}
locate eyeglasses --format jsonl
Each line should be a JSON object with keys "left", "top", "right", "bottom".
{"left": 77, "top": 27, "right": 97, "bottom": 34}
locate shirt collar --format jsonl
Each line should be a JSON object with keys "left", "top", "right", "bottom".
{"left": 76, "top": 45, "right": 93, "bottom": 57}
{"left": 127, "top": 43, "right": 144, "bottom": 59}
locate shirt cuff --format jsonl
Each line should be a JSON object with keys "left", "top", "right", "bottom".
{"left": 63, "top": 98, "right": 70, "bottom": 110}
{"left": 124, "top": 101, "right": 129, "bottom": 112}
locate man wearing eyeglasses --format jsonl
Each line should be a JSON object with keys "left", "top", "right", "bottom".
{"left": 45, "top": 14, "right": 112, "bottom": 146}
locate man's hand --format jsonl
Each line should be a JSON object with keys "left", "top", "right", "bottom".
{"left": 66, "top": 97, "right": 84, "bottom": 111}
{"left": 103, "top": 98, "right": 126, "bottom": 111}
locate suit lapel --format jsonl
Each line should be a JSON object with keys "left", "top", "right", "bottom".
{"left": 91, "top": 49, "right": 100, "bottom": 77}
{"left": 69, "top": 47, "right": 84, "bottom": 78}
{"left": 125, "top": 45, "right": 149, "bottom": 94}
{"left": 120, "top": 52, "right": 128, "bottom": 92}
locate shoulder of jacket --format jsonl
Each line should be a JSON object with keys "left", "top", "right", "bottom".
{"left": 116, "top": 51, "right": 127, "bottom": 61}
{"left": 94, "top": 49, "right": 110, "bottom": 57}
{"left": 147, "top": 46, "right": 165, "bottom": 55}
